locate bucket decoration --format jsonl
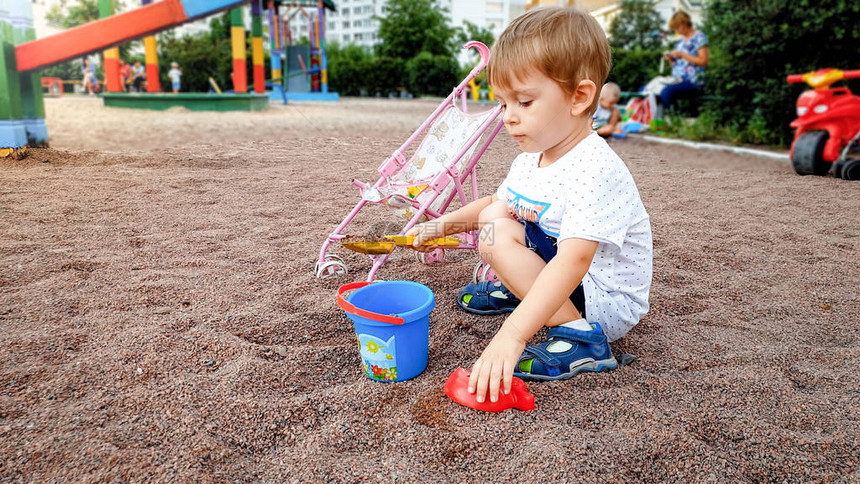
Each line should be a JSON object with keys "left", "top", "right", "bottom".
{"left": 337, "top": 281, "right": 435, "bottom": 382}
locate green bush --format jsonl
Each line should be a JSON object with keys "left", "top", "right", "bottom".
{"left": 328, "top": 48, "right": 458, "bottom": 97}
{"left": 326, "top": 42, "right": 374, "bottom": 96}
{"left": 40, "top": 60, "right": 83, "bottom": 84}
{"left": 608, "top": 0, "right": 666, "bottom": 51}
{"left": 608, "top": 48, "right": 663, "bottom": 93}
{"left": 327, "top": 44, "right": 408, "bottom": 96}
{"left": 365, "top": 56, "right": 407, "bottom": 96}
{"left": 606, "top": 0, "right": 666, "bottom": 94}
{"left": 406, "top": 51, "right": 459, "bottom": 97}
{"left": 702, "top": 0, "right": 860, "bottom": 146}
{"left": 157, "top": 30, "right": 232, "bottom": 92}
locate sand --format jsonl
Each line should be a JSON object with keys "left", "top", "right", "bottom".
{"left": 1, "top": 96, "right": 858, "bottom": 482}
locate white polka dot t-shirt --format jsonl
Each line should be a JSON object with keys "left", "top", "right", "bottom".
{"left": 496, "top": 132, "right": 652, "bottom": 341}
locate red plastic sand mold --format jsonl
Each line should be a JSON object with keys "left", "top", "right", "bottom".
{"left": 444, "top": 367, "right": 535, "bottom": 412}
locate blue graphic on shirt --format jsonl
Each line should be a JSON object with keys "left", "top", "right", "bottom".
{"left": 505, "top": 188, "right": 556, "bottom": 236}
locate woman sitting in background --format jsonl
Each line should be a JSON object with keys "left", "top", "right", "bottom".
{"left": 660, "top": 11, "right": 709, "bottom": 109}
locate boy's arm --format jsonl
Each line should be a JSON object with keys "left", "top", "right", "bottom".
{"left": 469, "top": 237, "right": 598, "bottom": 403}
{"left": 407, "top": 194, "right": 496, "bottom": 245}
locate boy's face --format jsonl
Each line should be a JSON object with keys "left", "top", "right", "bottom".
{"left": 494, "top": 70, "right": 581, "bottom": 157}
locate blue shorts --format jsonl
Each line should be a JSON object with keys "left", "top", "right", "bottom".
{"left": 523, "top": 221, "right": 587, "bottom": 319}
{"left": 172, "top": 81, "right": 180, "bottom": 91}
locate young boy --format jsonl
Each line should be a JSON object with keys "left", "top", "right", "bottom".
{"left": 593, "top": 82, "right": 622, "bottom": 137}
{"left": 131, "top": 60, "right": 146, "bottom": 92}
{"left": 407, "top": 7, "right": 652, "bottom": 404}
{"left": 168, "top": 62, "right": 183, "bottom": 93}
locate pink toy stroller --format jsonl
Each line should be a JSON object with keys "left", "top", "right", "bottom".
{"left": 316, "top": 41, "right": 504, "bottom": 282}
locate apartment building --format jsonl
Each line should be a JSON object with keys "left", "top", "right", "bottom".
{"left": 290, "top": 0, "right": 528, "bottom": 51}
{"left": 568, "top": 0, "right": 706, "bottom": 31}
{"left": 294, "top": 0, "right": 704, "bottom": 55}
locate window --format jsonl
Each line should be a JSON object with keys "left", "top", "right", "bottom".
{"left": 342, "top": 21, "right": 349, "bottom": 28}
{"left": 486, "top": 1, "right": 502, "bottom": 12}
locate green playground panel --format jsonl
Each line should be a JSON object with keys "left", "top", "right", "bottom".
{"left": 101, "top": 92, "right": 270, "bottom": 112}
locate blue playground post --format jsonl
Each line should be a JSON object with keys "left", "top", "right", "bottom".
{"left": 267, "top": 1, "right": 285, "bottom": 102}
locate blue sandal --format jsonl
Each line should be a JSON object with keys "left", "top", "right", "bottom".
{"left": 457, "top": 281, "right": 520, "bottom": 315}
{"left": 513, "top": 323, "right": 618, "bottom": 381}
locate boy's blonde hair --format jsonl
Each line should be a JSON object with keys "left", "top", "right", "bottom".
{"left": 488, "top": 7, "right": 611, "bottom": 114}
{"left": 601, "top": 82, "right": 621, "bottom": 100}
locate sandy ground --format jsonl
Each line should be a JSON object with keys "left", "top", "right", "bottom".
{"left": 1, "top": 96, "right": 858, "bottom": 482}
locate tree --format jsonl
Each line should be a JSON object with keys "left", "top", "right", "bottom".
{"left": 456, "top": 20, "right": 495, "bottom": 50}
{"left": 45, "top": 0, "right": 125, "bottom": 28}
{"left": 326, "top": 42, "right": 374, "bottom": 96}
{"left": 375, "top": 0, "right": 457, "bottom": 59}
{"left": 608, "top": 0, "right": 665, "bottom": 51}
{"left": 43, "top": 0, "right": 129, "bottom": 83}
{"left": 407, "top": 52, "right": 459, "bottom": 97}
{"left": 606, "top": 0, "right": 665, "bottom": 92}
{"left": 157, "top": 29, "right": 233, "bottom": 93}
{"left": 455, "top": 20, "right": 496, "bottom": 78}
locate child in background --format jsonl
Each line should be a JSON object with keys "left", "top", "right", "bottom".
{"left": 593, "top": 82, "right": 621, "bottom": 137}
{"left": 130, "top": 60, "right": 146, "bottom": 92}
{"left": 82, "top": 57, "right": 98, "bottom": 95}
{"left": 407, "top": 7, "right": 652, "bottom": 403}
{"left": 168, "top": 62, "right": 183, "bottom": 93}
{"left": 119, "top": 60, "right": 131, "bottom": 92}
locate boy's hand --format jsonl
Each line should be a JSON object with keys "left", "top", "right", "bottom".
{"left": 404, "top": 223, "right": 443, "bottom": 252}
{"left": 468, "top": 324, "right": 527, "bottom": 403}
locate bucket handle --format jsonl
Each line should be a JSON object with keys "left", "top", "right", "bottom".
{"left": 337, "top": 282, "right": 405, "bottom": 326}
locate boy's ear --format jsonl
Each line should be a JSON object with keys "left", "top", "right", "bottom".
{"left": 570, "top": 80, "right": 598, "bottom": 117}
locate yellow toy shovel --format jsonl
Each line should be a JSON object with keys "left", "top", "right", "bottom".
{"left": 341, "top": 235, "right": 460, "bottom": 255}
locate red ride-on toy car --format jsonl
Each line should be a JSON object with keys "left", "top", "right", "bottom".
{"left": 786, "top": 68, "right": 860, "bottom": 180}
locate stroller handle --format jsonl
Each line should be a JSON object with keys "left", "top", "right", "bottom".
{"left": 463, "top": 41, "right": 491, "bottom": 80}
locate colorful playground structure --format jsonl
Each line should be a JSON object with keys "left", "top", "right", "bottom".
{"left": 270, "top": 1, "right": 338, "bottom": 102}
{"left": 3, "top": 0, "right": 338, "bottom": 156}
{"left": 1, "top": 0, "right": 47, "bottom": 156}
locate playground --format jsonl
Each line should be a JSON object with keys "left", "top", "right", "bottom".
{"left": 1, "top": 96, "right": 858, "bottom": 481}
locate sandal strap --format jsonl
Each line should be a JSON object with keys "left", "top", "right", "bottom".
{"left": 464, "top": 281, "right": 517, "bottom": 307}
{"left": 547, "top": 325, "right": 605, "bottom": 345}
{"left": 464, "top": 281, "right": 494, "bottom": 307}
{"left": 522, "top": 346, "right": 561, "bottom": 367}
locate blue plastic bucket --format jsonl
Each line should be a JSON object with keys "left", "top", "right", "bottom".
{"left": 337, "top": 281, "right": 435, "bottom": 382}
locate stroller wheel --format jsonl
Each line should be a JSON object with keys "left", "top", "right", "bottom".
{"left": 472, "top": 259, "right": 499, "bottom": 284}
{"left": 416, "top": 248, "right": 445, "bottom": 265}
{"left": 316, "top": 258, "right": 348, "bottom": 278}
